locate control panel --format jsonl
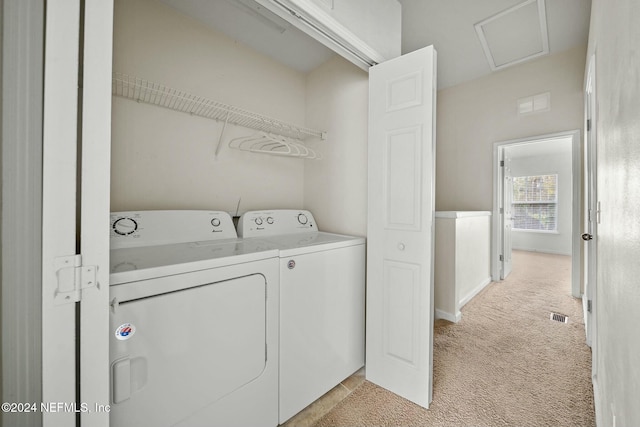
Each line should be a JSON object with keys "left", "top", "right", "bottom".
{"left": 110, "top": 210, "right": 237, "bottom": 249}
{"left": 238, "top": 210, "right": 317, "bottom": 237}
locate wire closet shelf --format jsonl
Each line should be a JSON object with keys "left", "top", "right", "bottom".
{"left": 112, "top": 72, "right": 326, "bottom": 159}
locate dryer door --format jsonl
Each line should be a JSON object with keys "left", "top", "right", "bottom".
{"left": 109, "top": 272, "right": 266, "bottom": 427}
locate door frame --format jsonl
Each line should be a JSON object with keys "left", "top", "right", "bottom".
{"left": 584, "top": 52, "right": 599, "bottom": 410}
{"left": 492, "top": 130, "right": 582, "bottom": 298}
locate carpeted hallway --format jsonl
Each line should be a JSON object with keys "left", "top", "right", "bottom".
{"left": 314, "top": 250, "right": 595, "bottom": 427}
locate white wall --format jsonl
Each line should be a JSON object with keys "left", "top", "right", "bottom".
{"left": 304, "top": 56, "right": 369, "bottom": 236}
{"left": 510, "top": 148, "right": 573, "bottom": 255}
{"left": 111, "top": 0, "right": 309, "bottom": 213}
{"left": 586, "top": 1, "right": 640, "bottom": 425}
{"left": 436, "top": 45, "right": 586, "bottom": 212}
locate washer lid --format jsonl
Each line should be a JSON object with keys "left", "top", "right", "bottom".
{"left": 258, "top": 232, "right": 365, "bottom": 256}
{"left": 110, "top": 238, "right": 279, "bottom": 285}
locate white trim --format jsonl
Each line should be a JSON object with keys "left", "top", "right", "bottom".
{"left": 492, "top": 130, "right": 582, "bottom": 299}
{"left": 435, "top": 309, "right": 462, "bottom": 324}
{"left": 584, "top": 52, "right": 599, "bottom": 409}
{"left": 459, "top": 277, "right": 492, "bottom": 308}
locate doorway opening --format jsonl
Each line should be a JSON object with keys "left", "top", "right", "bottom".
{"left": 492, "top": 130, "right": 581, "bottom": 297}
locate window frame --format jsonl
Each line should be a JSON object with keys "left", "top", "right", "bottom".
{"left": 511, "top": 173, "right": 559, "bottom": 232}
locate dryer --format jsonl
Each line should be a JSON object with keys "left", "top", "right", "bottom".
{"left": 109, "top": 210, "right": 279, "bottom": 427}
{"left": 238, "top": 209, "right": 365, "bottom": 423}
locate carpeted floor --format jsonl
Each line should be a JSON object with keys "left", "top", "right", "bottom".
{"left": 315, "top": 250, "right": 595, "bottom": 427}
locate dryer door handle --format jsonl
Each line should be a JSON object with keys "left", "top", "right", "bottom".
{"left": 112, "top": 357, "right": 131, "bottom": 404}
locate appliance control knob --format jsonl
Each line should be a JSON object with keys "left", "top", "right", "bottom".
{"left": 211, "top": 218, "right": 221, "bottom": 227}
{"left": 113, "top": 217, "right": 138, "bottom": 236}
{"left": 266, "top": 217, "right": 274, "bottom": 224}
{"left": 255, "top": 217, "right": 263, "bottom": 226}
{"left": 297, "top": 213, "right": 308, "bottom": 225}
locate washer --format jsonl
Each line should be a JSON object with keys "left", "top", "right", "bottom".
{"left": 238, "top": 209, "right": 365, "bottom": 424}
{"left": 109, "top": 210, "right": 279, "bottom": 427}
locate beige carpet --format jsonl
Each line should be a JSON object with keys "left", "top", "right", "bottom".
{"left": 315, "top": 251, "right": 595, "bottom": 427}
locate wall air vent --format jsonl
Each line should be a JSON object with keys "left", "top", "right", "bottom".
{"left": 475, "top": 0, "right": 549, "bottom": 71}
{"left": 518, "top": 92, "right": 550, "bottom": 115}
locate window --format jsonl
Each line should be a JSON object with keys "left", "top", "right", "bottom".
{"left": 512, "top": 174, "right": 558, "bottom": 231}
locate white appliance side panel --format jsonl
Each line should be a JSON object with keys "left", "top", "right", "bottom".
{"left": 110, "top": 273, "right": 270, "bottom": 427}
{"left": 279, "top": 244, "right": 366, "bottom": 423}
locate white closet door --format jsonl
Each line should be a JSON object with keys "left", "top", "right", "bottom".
{"left": 42, "top": 1, "right": 112, "bottom": 426}
{"left": 366, "top": 45, "right": 437, "bottom": 409}
{"left": 80, "top": 1, "right": 113, "bottom": 425}
{"left": 42, "top": 2, "right": 81, "bottom": 425}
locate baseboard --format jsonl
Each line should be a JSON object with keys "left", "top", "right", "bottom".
{"left": 435, "top": 308, "right": 461, "bottom": 323}
{"left": 582, "top": 295, "right": 592, "bottom": 347}
{"left": 593, "top": 374, "right": 602, "bottom": 427}
{"left": 459, "top": 277, "right": 492, "bottom": 308}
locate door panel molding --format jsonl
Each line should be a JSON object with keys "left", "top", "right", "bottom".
{"left": 384, "top": 126, "right": 423, "bottom": 230}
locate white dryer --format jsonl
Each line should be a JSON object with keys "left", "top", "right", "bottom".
{"left": 109, "top": 210, "right": 279, "bottom": 427}
{"left": 238, "top": 210, "right": 365, "bottom": 424}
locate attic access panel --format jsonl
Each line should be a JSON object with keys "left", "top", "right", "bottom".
{"left": 475, "top": 0, "right": 549, "bottom": 71}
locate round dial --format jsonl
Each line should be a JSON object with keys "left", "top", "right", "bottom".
{"left": 211, "top": 218, "right": 221, "bottom": 227}
{"left": 266, "top": 217, "right": 274, "bottom": 224}
{"left": 297, "top": 213, "right": 308, "bottom": 225}
{"left": 255, "top": 217, "right": 263, "bottom": 226}
{"left": 113, "top": 217, "right": 138, "bottom": 236}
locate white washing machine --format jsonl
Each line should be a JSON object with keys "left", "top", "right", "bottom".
{"left": 238, "top": 210, "right": 365, "bottom": 424}
{"left": 109, "top": 210, "right": 279, "bottom": 427}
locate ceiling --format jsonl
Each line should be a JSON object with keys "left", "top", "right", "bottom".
{"left": 400, "top": 0, "right": 592, "bottom": 88}
{"left": 159, "top": 0, "right": 591, "bottom": 89}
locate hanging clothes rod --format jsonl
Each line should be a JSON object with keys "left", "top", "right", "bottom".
{"left": 111, "top": 72, "right": 327, "bottom": 143}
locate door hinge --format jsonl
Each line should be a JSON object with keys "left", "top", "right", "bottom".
{"left": 500, "top": 207, "right": 504, "bottom": 214}
{"left": 587, "top": 299, "right": 592, "bottom": 313}
{"left": 500, "top": 160, "right": 505, "bottom": 167}
{"left": 54, "top": 254, "right": 97, "bottom": 305}
{"left": 587, "top": 119, "right": 591, "bottom": 131}
{"left": 499, "top": 254, "right": 504, "bottom": 261}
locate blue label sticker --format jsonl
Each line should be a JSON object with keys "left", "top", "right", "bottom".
{"left": 115, "top": 323, "right": 136, "bottom": 341}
